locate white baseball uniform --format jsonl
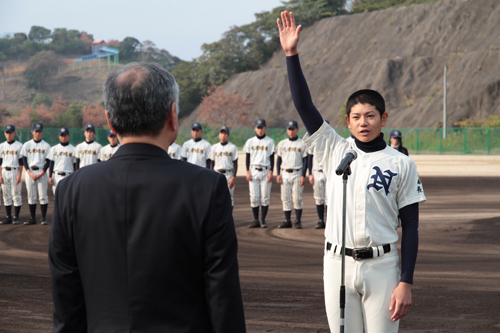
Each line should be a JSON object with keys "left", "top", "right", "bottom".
{"left": 99, "top": 143, "right": 120, "bottom": 162}
{"left": 210, "top": 141, "right": 238, "bottom": 206}
{"left": 277, "top": 137, "right": 307, "bottom": 211}
{"left": 0, "top": 140, "right": 23, "bottom": 207}
{"left": 74, "top": 141, "right": 102, "bottom": 167}
{"left": 48, "top": 143, "right": 76, "bottom": 194}
{"left": 308, "top": 147, "right": 328, "bottom": 206}
{"left": 304, "top": 121, "right": 426, "bottom": 332}
{"left": 168, "top": 142, "right": 181, "bottom": 160}
{"left": 243, "top": 136, "right": 275, "bottom": 207}
{"left": 181, "top": 139, "right": 211, "bottom": 167}
{"left": 21, "top": 139, "right": 51, "bottom": 205}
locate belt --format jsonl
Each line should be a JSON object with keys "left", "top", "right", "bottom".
{"left": 31, "top": 166, "right": 39, "bottom": 171}
{"left": 282, "top": 168, "right": 301, "bottom": 173}
{"left": 217, "top": 169, "right": 233, "bottom": 174}
{"left": 57, "top": 172, "right": 70, "bottom": 176}
{"left": 4, "top": 167, "right": 17, "bottom": 171}
{"left": 317, "top": 170, "right": 323, "bottom": 173}
{"left": 252, "top": 166, "right": 268, "bottom": 172}
{"left": 326, "top": 242, "right": 391, "bottom": 260}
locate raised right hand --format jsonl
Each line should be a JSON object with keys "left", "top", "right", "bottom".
{"left": 277, "top": 11, "right": 302, "bottom": 57}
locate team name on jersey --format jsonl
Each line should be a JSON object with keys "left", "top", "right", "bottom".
{"left": 54, "top": 152, "right": 73, "bottom": 157}
{"left": 26, "top": 149, "right": 46, "bottom": 154}
{"left": 168, "top": 153, "right": 177, "bottom": 158}
{"left": 282, "top": 147, "right": 302, "bottom": 152}
{"left": 80, "top": 150, "right": 98, "bottom": 155}
{"left": 251, "top": 145, "right": 269, "bottom": 151}
{"left": 215, "top": 151, "right": 233, "bottom": 157}
{"left": 187, "top": 148, "right": 205, "bottom": 153}
{"left": 367, "top": 166, "right": 398, "bottom": 196}
{"left": 1, "top": 150, "right": 19, "bottom": 155}
{"left": 101, "top": 154, "right": 113, "bottom": 159}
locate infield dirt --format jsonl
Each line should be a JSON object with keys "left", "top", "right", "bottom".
{"left": 1, "top": 159, "right": 499, "bottom": 332}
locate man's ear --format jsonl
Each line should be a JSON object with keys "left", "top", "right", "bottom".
{"left": 345, "top": 115, "right": 351, "bottom": 129}
{"left": 381, "top": 112, "right": 389, "bottom": 127}
{"left": 167, "top": 102, "right": 178, "bottom": 132}
{"left": 105, "top": 111, "right": 118, "bottom": 135}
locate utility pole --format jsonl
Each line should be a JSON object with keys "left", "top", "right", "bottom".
{"left": 443, "top": 65, "right": 447, "bottom": 139}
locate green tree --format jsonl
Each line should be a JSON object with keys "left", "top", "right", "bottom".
{"left": 24, "top": 50, "right": 62, "bottom": 90}
{"left": 31, "top": 93, "right": 53, "bottom": 109}
{"left": 28, "top": 26, "right": 51, "bottom": 43}
{"left": 119, "top": 37, "right": 141, "bottom": 62}
{"left": 172, "top": 60, "right": 206, "bottom": 118}
{"left": 60, "top": 103, "right": 84, "bottom": 128}
{"left": 351, "top": 0, "right": 439, "bottom": 13}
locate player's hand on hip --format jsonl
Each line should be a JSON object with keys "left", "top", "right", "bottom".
{"left": 299, "top": 176, "right": 305, "bottom": 186}
{"left": 246, "top": 170, "right": 252, "bottom": 182}
{"left": 276, "top": 175, "right": 282, "bottom": 184}
{"left": 389, "top": 282, "right": 412, "bottom": 321}
{"left": 308, "top": 174, "right": 314, "bottom": 185}
{"left": 277, "top": 11, "right": 301, "bottom": 56}
{"left": 228, "top": 176, "right": 235, "bottom": 189}
{"left": 267, "top": 171, "right": 274, "bottom": 183}
{"left": 49, "top": 177, "right": 54, "bottom": 186}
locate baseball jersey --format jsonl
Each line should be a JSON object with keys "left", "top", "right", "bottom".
{"left": 243, "top": 136, "right": 275, "bottom": 166}
{"left": 168, "top": 142, "right": 181, "bottom": 160}
{"left": 99, "top": 144, "right": 120, "bottom": 162}
{"left": 277, "top": 138, "right": 308, "bottom": 170}
{"left": 210, "top": 142, "right": 238, "bottom": 171}
{"left": 21, "top": 139, "right": 51, "bottom": 168}
{"left": 181, "top": 139, "right": 211, "bottom": 167}
{"left": 0, "top": 141, "right": 23, "bottom": 167}
{"left": 75, "top": 141, "right": 102, "bottom": 167}
{"left": 304, "top": 121, "right": 426, "bottom": 248}
{"left": 48, "top": 144, "right": 76, "bottom": 173}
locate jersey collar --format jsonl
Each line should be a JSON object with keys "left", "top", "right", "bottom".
{"left": 354, "top": 133, "right": 387, "bottom": 153}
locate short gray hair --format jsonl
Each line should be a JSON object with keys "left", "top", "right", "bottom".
{"left": 103, "top": 62, "right": 179, "bottom": 137}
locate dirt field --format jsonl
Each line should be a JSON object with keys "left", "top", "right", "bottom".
{"left": 1, "top": 157, "right": 499, "bottom": 332}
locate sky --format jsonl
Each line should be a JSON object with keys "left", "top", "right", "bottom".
{"left": 0, "top": 0, "right": 285, "bottom": 61}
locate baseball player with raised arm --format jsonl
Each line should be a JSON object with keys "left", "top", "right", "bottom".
{"left": 209, "top": 125, "right": 238, "bottom": 209}
{"left": 75, "top": 124, "right": 102, "bottom": 168}
{"left": 99, "top": 130, "right": 120, "bottom": 161}
{"left": 244, "top": 119, "right": 275, "bottom": 228}
{"left": 181, "top": 122, "right": 211, "bottom": 168}
{"left": 276, "top": 120, "right": 308, "bottom": 229}
{"left": 168, "top": 142, "right": 181, "bottom": 160}
{"left": 48, "top": 127, "right": 76, "bottom": 194}
{"left": 278, "top": 11, "right": 426, "bottom": 332}
{"left": 0, "top": 125, "right": 24, "bottom": 225}
{"left": 21, "top": 123, "right": 51, "bottom": 225}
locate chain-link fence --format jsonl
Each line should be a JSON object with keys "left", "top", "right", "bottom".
{"left": 10, "top": 127, "right": 500, "bottom": 155}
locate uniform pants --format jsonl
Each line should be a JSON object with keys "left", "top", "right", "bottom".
{"left": 25, "top": 170, "right": 49, "bottom": 205}
{"left": 219, "top": 170, "right": 235, "bottom": 206}
{"left": 249, "top": 166, "right": 272, "bottom": 207}
{"left": 280, "top": 169, "right": 304, "bottom": 211}
{"left": 1, "top": 168, "right": 22, "bottom": 207}
{"left": 313, "top": 170, "right": 327, "bottom": 205}
{"left": 52, "top": 172, "right": 71, "bottom": 195}
{"left": 324, "top": 242, "right": 400, "bottom": 333}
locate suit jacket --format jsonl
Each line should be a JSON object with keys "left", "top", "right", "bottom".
{"left": 49, "top": 143, "right": 246, "bottom": 333}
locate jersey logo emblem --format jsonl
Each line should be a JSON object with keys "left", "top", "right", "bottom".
{"left": 367, "top": 166, "right": 398, "bottom": 196}
{"left": 417, "top": 186, "right": 423, "bottom": 193}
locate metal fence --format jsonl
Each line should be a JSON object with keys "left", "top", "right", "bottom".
{"left": 11, "top": 127, "right": 500, "bottom": 155}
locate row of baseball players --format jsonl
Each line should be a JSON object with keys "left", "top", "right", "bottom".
{"left": 0, "top": 123, "right": 120, "bottom": 225}
{"left": 168, "top": 119, "right": 331, "bottom": 230}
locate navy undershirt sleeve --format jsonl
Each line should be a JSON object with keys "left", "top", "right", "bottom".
{"left": 23, "top": 157, "right": 28, "bottom": 170}
{"left": 269, "top": 153, "right": 274, "bottom": 172}
{"left": 286, "top": 54, "right": 324, "bottom": 135}
{"left": 49, "top": 161, "right": 54, "bottom": 177}
{"left": 276, "top": 156, "right": 282, "bottom": 175}
{"left": 233, "top": 159, "right": 238, "bottom": 175}
{"left": 75, "top": 158, "right": 80, "bottom": 170}
{"left": 19, "top": 158, "right": 23, "bottom": 168}
{"left": 307, "top": 154, "right": 313, "bottom": 175}
{"left": 206, "top": 159, "right": 212, "bottom": 169}
{"left": 73, "top": 163, "right": 77, "bottom": 171}
{"left": 399, "top": 202, "right": 419, "bottom": 284}
{"left": 246, "top": 153, "right": 250, "bottom": 171}
{"left": 43, "top": 159, "right": 50, "bottom": 172}
{"left": 302, "top": 157, "right": 307, "bottom": 177}
{"left": 0, "top": 158, "right": 2, "bottom": 166}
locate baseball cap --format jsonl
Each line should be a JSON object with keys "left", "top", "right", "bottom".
{"left": 4, "top": 125, "right": 15, "bottom": 133}
{"left": 286, "top": 120, "right": 298, "bottom": 130}
{"left": 219, "top": 125, "right": 230, "bottom": 134}
{"left": 255, "top": 119, "right": 266, "bottom": 127}
{"left": 108, "top": 129, "right": 116, "bottom": 137}
{"left": 85, "top": 124, "right": 96, "bottom": 132}
{"left": 191, "top": 122, "right": 202, "bottom": 130}
{"left": 59, "top": 127, "right": 69, "bottom": 135}
{"left": 390, "top": 130, "right": 402, "bottom": 138}
{"left": 32, "top": 123, "right": 43, "bottom": 131}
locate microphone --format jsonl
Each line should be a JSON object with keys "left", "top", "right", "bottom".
{"left": 335, "top": 149, "right": 357, "bottom": 175}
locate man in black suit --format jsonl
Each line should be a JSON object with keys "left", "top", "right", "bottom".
{"left": 49, "top": 62, "right": 246, "bottom": 333}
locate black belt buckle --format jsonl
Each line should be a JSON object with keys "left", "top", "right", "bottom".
{"left": 286, "top": 169, "right": 293, "bottom": 173}
{"left": 318, "top": 170, "right": 323, "bottom": 173}
{"left": 217, "top": 169, "right": 226, "bottom": 173}
{"left": 31, "top": 166, "right": 39, "bottom": 171}
{"left": 255, "top": 168, "right": 263, "bottom": 171}
{"left": 5, "top": 167, "right": 11, "bottom": 171}
{"left": 353, "top": 247, "right": 372, "bottom": 260}
{"left": 58, "top": 172, "right": 66, "bottom": 176}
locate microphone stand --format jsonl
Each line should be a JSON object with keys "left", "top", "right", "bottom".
{"left": 339, "top": 165, "right": 351, "bottom": 333}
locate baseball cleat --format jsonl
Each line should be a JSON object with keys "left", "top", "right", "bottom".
{"left": 41, "top": 218, "right": 48, "bottom": 225}
{"left": 24, "top": 218, "right": 37, "bottom": 225}
{"left": 248, "top": 220, "right": 260, "bottom": 228}
{"left": 259, "top": 220, "right": 267, "bottom": 228}
{"left": 12, "top": 217, "right": 20, "bottom": 225}
{"left": 0, "top": 216, "right": 12, "bottom": 224}
{"left": 294, "top": 221, "right": 303, "bottom": 229}
{"left": 315, "top": 220, "right": 325, "bottom": 229}
{"left": 278, "top": 220, "right": 292, "bottom": 228}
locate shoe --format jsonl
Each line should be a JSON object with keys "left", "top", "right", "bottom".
{"left": 294, "top": 220, "right": 303, "bottom": 229}
{"left": 278, "top": 220, "right": 292, "bottom": 228}
{"left": 23, "top": 218, "right": 37, "bottom": 225}
{"left": 248, "top": 220, "right": 260, "bottom": 228}
{"left": 0, "top": 216, "right": 12, "bottom": 224}
{"left": 12, "top": 217, "right": 20, "bottom": 225}
{"left": 315, "top": 220, "right": 325, "bottom": 229}
{"left": 260, "top": 220, "right": 267, "bottom": 228}
{"left": 41, "top": 218, "right": 48, "bottom": 225}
